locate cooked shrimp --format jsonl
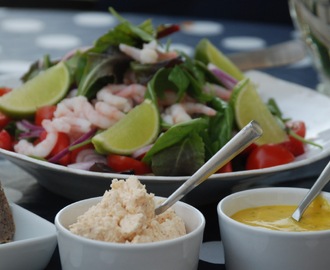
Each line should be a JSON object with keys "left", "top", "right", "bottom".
{"left": 157, "top": 90, "right": 195, "bottom": 107}
{"left": 54, "top": 96, "right": 87, "bottom": 119}
{"left": 157, "top": 90, "right": 179, "bottom": 107}
{"left": 203, "top": 83, "right": 232, "bottom": 101}
{"left": 94, "top": 102, "right": 126, "bottom": 120}
{"left": 100, "top": 84, "right": 128, "bottom": 94}
{"left": 96, "top": 87, "right": 132, "bottom": 112}
{"left": 49, "top": 118, "right": 71, "bottom": 133}
{"left": 162, "top": 113, "right": 175, "bottom": 125}
{"left": 157, "top": 50, "right": 179, "bottom": 61}
{"left": 83, "top": 101, "right": 117, "bottom": 129}
{"left": 52, "top": 116, "right": 92, "bottom": 135}
{"left": 143, "top": 40, "right": 158, "bottom": 50}
{"left": 53, "top": 95, "right": 119, "bottom": 132}
{"left": 119, "top": 41, "right": 158, "bottom": 64}
{"left": 181, "top": 102, "right": 217, "bottom": 116}
{"left": 162, "top": 103, "right": 192, "bottom": 124}
{"left": 54, "top": 102, "right": 75, "bottom": 118}
{"left": 14, "top": 120, "right": 58, "bottom": 158}
{"left": 119, "top": 44, "right": 143, "bottom": 62}
{"left": 116, "top": 84, "right": 147, "bottom": 104}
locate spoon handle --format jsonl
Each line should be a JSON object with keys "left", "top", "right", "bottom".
{"left": 155, "top": 120, "right": 263, "bottom": 215}
{"left": 292, "top": 160, "right": 330, "bottom": 221}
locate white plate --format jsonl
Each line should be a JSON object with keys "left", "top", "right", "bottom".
{"left": 0, "top": 71, "right": 329, "bottom": 204}
{"left": 0, "top": 203, "right": 57, "bottom": 270}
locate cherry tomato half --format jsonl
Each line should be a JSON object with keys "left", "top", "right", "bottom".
{"left": 0, "top": 111, "right": 11, "bottom": 130}
{"left": 49, "top": 132, "right": 71, "bottom": 165}
{"left": 281, "top": 121, "right": 306, "bottom": 157}
{"left": 36, "top": 131, "right": 71, "bottom": 165}
{"left": 0, "top": 88, "right": 11, "bottom": 129}
{"left": 287, "top": 120, "right": 306, "bottom": 137}
{"left": 246, "top": 144, "right": 295, "bottom": 170}
{"left": 0, "top": 130, "right": 13, "bottom": 151}
{"left": 107, "top": 154, "right": 151, "bottom": 175}
{"left": 240, "top": 143, "right": 258, "bottom": 157}
{"left": 281, "top": 136, "right": 305, "bottom": 157}
{"left": 216, "top": 161, "right": 233, "bottom": 173}
{"left": 0, "top": 87, "right": 12, "bottom": 96}
{"left": 35, "top": 105, "right": 57, "bottom": 126}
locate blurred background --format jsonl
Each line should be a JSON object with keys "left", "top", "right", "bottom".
{"left": 1, "top": 0, "right": 292, "bottom": 25}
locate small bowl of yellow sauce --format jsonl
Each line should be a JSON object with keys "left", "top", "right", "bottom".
{"left": 217, "top": 187, "right": 330, "bottom": 270}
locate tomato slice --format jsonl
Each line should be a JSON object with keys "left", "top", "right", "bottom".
{"left": 216, "top": 161, "right": 233, "bottom": 173}
{"left": 287, "top": 120, "right": 306, "bottom": 137}
{"left": 35, "top": 105, "right": 57, "bottom": 126}
{"left": 107, "top": 154, "right": 151, "bottom": 175}
{"left": 281, "top": 121, "right": 306, "bottom": 156}
{"left": 35, "top": 131, "right": 71, "bottom": 165}
{"left": 240, "top": 143, "right": 258, "bottom": 157}
{"left": 246, "top": 144, "right": 295, "bottom": 170}
{"left": 0, "top": 130, "right": 13, "bottom": 151}
{"left": 0, "top": 111, "right": 11, "bottom": 130}
{"left": 0, "top": 87, "right": 12, "bottom": 130}
{"left": 49, "top": 132, "right": 71, "bottom": 165}
{"left": 0, "top": 87, "right": 12, "bottom": 96}
{"left": 281, "top": 136, "right": 305, "bottom": 157}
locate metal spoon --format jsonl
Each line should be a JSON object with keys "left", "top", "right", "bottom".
{"left": 292, "top": 160, "right": 330, "bottom": 222}
{"left": 155, "top": 120, "right": 263, "bottom": 215}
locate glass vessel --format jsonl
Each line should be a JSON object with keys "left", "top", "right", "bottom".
{"left": 289, "top": 0, "right": 330, "bottom": 95}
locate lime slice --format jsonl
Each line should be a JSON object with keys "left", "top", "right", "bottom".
{"left": 92, "top": 99, "right": 159, "bottom": 155}
{"left": 195, "top": 38, "right": 244, "bottom": 81}
{"left": 0, "top": 62, "right": 70, "bottom": 118}
{"left": 231, "top": 78, "right": 287, "bottom": 145}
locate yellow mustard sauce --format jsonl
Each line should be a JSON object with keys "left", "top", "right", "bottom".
{"left": 231, "top": 196, "right": 330, "bottom": 232}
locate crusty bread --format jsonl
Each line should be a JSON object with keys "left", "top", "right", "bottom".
{"left": 0, "top": 183, "right": 15, "bottom": 243}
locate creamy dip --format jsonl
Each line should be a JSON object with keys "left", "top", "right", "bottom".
{"left": 231, "top": 196, "right": 330, "bottom": 232}
{"left": 69, "top": 176, "right": 186, "bottom": 243}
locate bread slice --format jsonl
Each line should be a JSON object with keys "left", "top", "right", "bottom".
{"left": 0, "top": 183, "right": 15, "bottom": 243}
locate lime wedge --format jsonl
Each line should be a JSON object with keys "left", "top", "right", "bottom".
{"left": 92, "top": 99, "right": 159, "bottom": 155}
{"left": 195, "top": 38, "right": 244, "bottom": 81}
{"left": 0, "top": 62, "right": 70, "bottom": 118}
{"left": 231, "top": 78, "right": 287, "bottom": 145}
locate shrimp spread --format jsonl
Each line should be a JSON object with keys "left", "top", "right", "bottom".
{"left": 69, "top": 176, "right": 186, "bottom": 243}
{"left": 231, "top": 195, "right": 330, "bottom": 232}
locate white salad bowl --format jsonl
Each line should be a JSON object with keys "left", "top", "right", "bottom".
{"left": 0, "top": 203, "right": 57, "bottom": 270}
{"left": 217, "top": 187, "right": 330, "bottom": 270}
{"left": 0, "top": 71, "right": 330, "bottom": 204}
{"left": 55, "top": 196, "right": 205, "bottom": 270}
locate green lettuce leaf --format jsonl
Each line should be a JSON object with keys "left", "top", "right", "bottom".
{"left": 142, "top": 118, "right": 208, "bottom": 164}
{"left": 150, "top": 132, "right": 205, "bottom": 176}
